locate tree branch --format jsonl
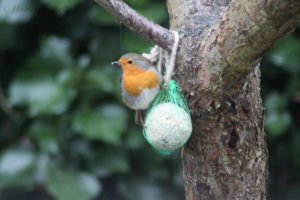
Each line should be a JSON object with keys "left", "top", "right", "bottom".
{"left": 94, "top": 0, "right": 174, "bottom": 51}
{"left": 165, "top": 0, "right": 300, "bottom": 198}
{"left": 199, "top": 0, "right": 300, "bottom": 91}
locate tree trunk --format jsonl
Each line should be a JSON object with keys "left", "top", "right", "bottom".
{"left": 95, "top": 0, "right": 300, "bottom": 199}
{"left": 166, "top": 0, "right": 299, "bottom": 199}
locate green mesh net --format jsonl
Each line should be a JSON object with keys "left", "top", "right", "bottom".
{"left": 143, "top": 80, "right": 192, "bottom": 154}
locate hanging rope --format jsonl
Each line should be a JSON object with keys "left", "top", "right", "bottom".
{"left": 142, "top": 30, "right": 180, "bottom": 82}
{"left": 142, "top": 45, "right": 159, "bottom": 63}
{"left": 164, "top": 30, "right": 179, "bottom": 84}
{"left": 142, "top": 31, "right": 192, "bottom": 155}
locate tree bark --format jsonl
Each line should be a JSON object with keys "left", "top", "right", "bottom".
{"left": 167, "top": 0, "right": 300, "bottom": 199}
{"left": 94, "top": 0, "right": 300, "bottom": 199}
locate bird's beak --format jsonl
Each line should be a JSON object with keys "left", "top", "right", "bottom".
{"left": 111, "top": 61, "right": 120, "bottom": 66}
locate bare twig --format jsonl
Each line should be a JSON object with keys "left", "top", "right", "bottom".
{"left": 94, "top": 0, "right": 174, "bottom": 51}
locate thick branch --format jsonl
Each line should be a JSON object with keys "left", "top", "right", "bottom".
{"left": 199, "top": 0, "right": 300, "bottom": 91}
{"left": 166, "top": 0, "right": 300, "bottom": 199}
{"left": 94, "top": 0, "right": 174, "bottom": 51}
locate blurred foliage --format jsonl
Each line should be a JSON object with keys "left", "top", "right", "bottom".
{"left": 0, "top": 0, "right": 299, "bottom": 200}
{"left": 262, "top": 28, "right": 300, "bottom": 200}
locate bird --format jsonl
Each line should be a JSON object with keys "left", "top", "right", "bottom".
{"left": 112, "top": 53, "right": 162, "bottom": 125}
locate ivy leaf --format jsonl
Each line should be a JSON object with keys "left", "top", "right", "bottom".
{"left": 8, "top": 69, "right": 76, "bottom": 116}
{"left": 89, "top": 30, "right": 121, "bottom": 64}
{"left": 286, "top": 76, "right": 300, "bottom": 95}
{"left": 118, "top": 176, "right": 184, "bottom": 200}
{"left": 42, "top": 0, "right": 83, "bottom": 14}
{"left": 28, "top": 122, "right": 59, "bottom": 154}
{"left": 265, "top": 91, "right": 288, "bottom": 112}
{"left": 77, "top": 55, "right": 91, "bottom": 69}
{"left": 126, "top": 0, "right": 148, "bottom": 7}
{"left": 8, "top": 36, "right": 77, "bottom": 116}
{"left": 89, "top": 6, "right": 119, "bottom": 26}
{"left": 124, "top": 126, "right": 146, "bottom": 150}
{"left": 88, "top": 146, "right": 130, "bottom": 177}
{"left": 72, "top": 104, "right": 127, "bottom": 144}
{"left": 124, "top": 31, "right": 152, "bottom": 53}
{"left": 0, "top": 149, "right": 36, "bottom": 189}
{"left": 29, "top": 36, "right": 74, "bottom": 69}
{"left": 139, "top": 3, "right": 167, "bottom": 24}
{"left": 81, "top": 65, "right": 120, "bottom": 99}
{"left": 265, "top": 111, "right": 291, "bottom": 137}
{"left": 268, "top": 36, "right": 300, "bottom": 73}
{"left": 45, "top": 164, "right": 101, "bottom": 200}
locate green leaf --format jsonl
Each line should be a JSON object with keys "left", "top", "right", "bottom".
{"left": 286, "top": 76, "right": 300, "bottom": 95}
{"left": 268, "top": 35, "right": 300, "bottom": 73}
{"left": 127, "top": 0, "right": 149, "bottom": 7}
{"left": 263, "top": 91, "right": 291, "bottom": 137}
{"left": 82, "top": 65, "right": 120, "bottom": 98}
{"left": 72, "top": 104, "right": 127, "bottom": 144}
{"left": 88, "top": 146, "right": 130, "bottom": 177}
{"left": 0, "top": 149, "right": 36, "bottom": 189}
{"left": 68, "top": 139, "right": 93, "bottom": 161}
{"left": 139, "top": 3, "right": 167, "bottom": 24}
{"left": 34, "top": 153, "right": 50, "bottom": 183}
{"left": 90, "top": 30, "right": 121, "bottom": 64}
{"left": 28, "top": 122, "right": 59, "bottom": 154}
{"left": 0, "top": 0, "right": 38, "bottom": 24}
{"left": 265, "top": 111, "right": 291, "bottom": 137}
{"left": 8, "top": 69, "right": 76, "bottom": 116}
{"left": 89, "top": 6, "right": 119, "bottom": 26}
{"left": 46, "top": 164, "right": 101, "bottom": 200}
{"left": 118, "top": 176, "right": 184, "bottom": 200}
{"left": 42, "top": 0, "right": 83, "bottom": 14}
{"left": 77, "top": 55, "right": 91, "bottom": 69}
{"left": 124, "top": 126, "right": 146, "bottom": 149}
{"left": 265, "top": 91, "right": 288, "bottom": 111}
{"left": 124, "top": 31, "right": 152, "bottom": 53}
{"left": 29, "top": 36, "right": 74, "bottom": 69}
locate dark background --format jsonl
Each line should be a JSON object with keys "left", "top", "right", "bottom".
{"left": 0, "top": 0, "right": 299, "bottom": 200}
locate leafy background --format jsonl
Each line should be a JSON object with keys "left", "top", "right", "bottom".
{"left": 0, "top": 0, "right": 299, "bottom": 200}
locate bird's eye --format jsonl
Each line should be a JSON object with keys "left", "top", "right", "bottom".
{"left": 128, "top": 60, "right": 133, "bottom": 64}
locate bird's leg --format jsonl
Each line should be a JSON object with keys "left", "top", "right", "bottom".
{"left": 135, "top": 110, "right": 145, "bottom": 127}
{"left": 139, "top": 111, "right": 145, "bottom": 127}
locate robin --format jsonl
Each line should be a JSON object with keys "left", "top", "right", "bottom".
{"left": 112, "top": 53, "right": 162, "bottom": 125}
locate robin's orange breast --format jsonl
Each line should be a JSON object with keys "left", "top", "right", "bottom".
{"left": 122, "top": 70, "right": 159, "bottom": 97}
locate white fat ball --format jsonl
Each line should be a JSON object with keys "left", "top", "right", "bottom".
{"left": 144, "top": 102, "right": 192, "bottom": 153}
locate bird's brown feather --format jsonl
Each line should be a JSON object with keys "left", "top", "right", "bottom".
{"left": 121, "top": 63, "right": 159, "bottom": 97}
